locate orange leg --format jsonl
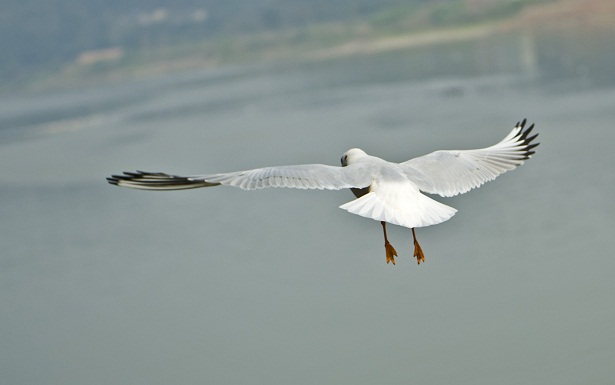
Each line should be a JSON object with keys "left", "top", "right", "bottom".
{"left": 381, "top": 221, "right": 398, "bottom": 265}
{"left": 412, "top": 228, "right": 425, "bottom": 265}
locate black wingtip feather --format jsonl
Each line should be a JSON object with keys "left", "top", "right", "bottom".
{"left": 519, "top": 125, "right": 535, "bottom": 141}
{"left": 106, "top": 170, "right": 217, "bottom": 190}
{"left": 516, "top": 119, "right": 539, "bottom": 158}
{"left": 526, "top": 142, "right": 540, "bottom": 151}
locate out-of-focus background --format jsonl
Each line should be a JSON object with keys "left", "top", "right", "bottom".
{"left": 2, "top": 1, "right": 614, "bottom": 384}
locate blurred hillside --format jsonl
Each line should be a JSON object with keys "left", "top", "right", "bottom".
{"left": 3, "top": 0, "right": 613, "bottom": 92}
{"left": 3, "top": 0, "right": 406, "bottom": 88}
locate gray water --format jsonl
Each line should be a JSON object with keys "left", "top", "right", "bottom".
{"left": 1, "top": 31, "right": 614, "bottom": 385}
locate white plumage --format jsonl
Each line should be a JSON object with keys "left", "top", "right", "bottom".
{"left": 108, "top": 119, "right": 538, "bottom": 265}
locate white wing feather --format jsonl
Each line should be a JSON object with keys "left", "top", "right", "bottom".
{"left": 191, "top": 163, "right": 373, "bottom": 190}
{"left": 108, "top": 164, "right": 373, "bottom": 191}
{"left": 399, "top": 119, "right": 539, "bottom": 197}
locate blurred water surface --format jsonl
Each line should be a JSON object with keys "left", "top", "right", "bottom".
{"left": 1, "top": 30, "right": 614, "bottom": 385}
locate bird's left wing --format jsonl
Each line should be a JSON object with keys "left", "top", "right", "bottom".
{"left": 399, "top": 119, "right": 539, "bottom": 197}
{"left": 108, "top": 163, "right": 372, "bottom": 191}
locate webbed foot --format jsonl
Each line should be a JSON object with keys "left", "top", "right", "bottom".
{"left": 385, "top": 241, "right": 398, "bottom": 265}
{"left": 412, "top": 228, "right": 425, "bottom": 265}
{"left": 413, "top": 240, "right": 425, "bottom": 265}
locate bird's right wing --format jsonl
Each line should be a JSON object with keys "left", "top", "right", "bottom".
{"left": 399, "top": 119, "right": 539, "bottom": 197}
{"left": 107, "top": 163, "right": 373, "bottom": 191}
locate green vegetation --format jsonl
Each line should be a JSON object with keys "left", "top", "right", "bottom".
{"left": 427, "top": 0, "right": 544, "bottom": 25}
{"left": 2, "top": 0, "right": 554, "bottom": 92}
{"left": 369, "top": 0, "right": 553, "bottom": 34}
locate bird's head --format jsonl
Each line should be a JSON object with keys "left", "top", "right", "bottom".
{"left": 341, "top": 148, "right": 368, "bottom": 167}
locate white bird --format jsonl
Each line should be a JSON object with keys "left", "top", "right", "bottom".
{"left": 108, "top": 119, "right": 538, "bottom": 265}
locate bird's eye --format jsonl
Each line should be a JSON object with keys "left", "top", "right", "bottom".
{"left": 341, "top": 155, "right": 347, "bottom": 166}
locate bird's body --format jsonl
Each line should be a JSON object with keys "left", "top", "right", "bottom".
{"left": 108, "top": 119, "right": 538, "bottom": 265}
{"left": 339, "top": 150, "right": 457, "bottom": 229}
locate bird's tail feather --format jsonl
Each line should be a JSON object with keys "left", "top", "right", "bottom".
{"left": 339, "top": 191, "right": 456, "bottom": 228}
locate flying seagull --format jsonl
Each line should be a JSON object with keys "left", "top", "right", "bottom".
{"left": 108, "top": 119, "right": 538, "bottom": 265}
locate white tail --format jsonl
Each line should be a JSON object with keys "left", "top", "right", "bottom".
{"left": 339, "top": 187, "right": 456, "bottom": 229}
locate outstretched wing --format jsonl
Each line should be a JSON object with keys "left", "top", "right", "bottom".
{"left": 107, "top": 163, "right": 373, "bottom": 191}
{"left": 400, "top": 119, "right": 539, "bottom": 197}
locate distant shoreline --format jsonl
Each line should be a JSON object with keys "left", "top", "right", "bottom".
{"left": 6, "top": 22, "right": 515, "bottom": 94}
{"left": 11, "top": 0, "right": 615, "bottom": 94}
{"left": 309, "top": 23, "right": 498, "bottom": 60}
